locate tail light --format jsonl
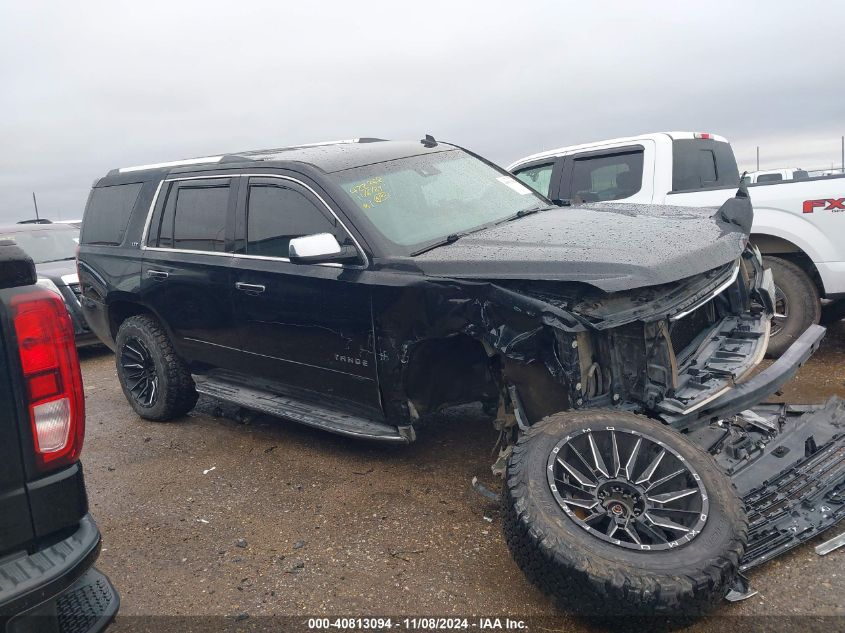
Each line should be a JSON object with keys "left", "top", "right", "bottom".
{"left": 11, "top": 290, "right": 85, "bottom": 471}
{"left": 694, "top": 133, "right": 712, "bottom": 140}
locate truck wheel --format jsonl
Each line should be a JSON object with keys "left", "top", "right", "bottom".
{"left": 764, "top": 256, "right": 821, "bottom": 358}
{"left": 115, "top": 315, "right": 198, "bottom": 421}
{"left": 503, "top": 409, "right": 746, "bottom": 616}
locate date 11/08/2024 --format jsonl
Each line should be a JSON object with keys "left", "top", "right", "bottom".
{"left": 307, "top": 618, "right": 527, "bottom": 630}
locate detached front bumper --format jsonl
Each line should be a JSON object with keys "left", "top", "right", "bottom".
{"left": 661, "top": 324, "right": 827, "bottom": 428}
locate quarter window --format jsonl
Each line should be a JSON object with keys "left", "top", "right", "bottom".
{"left": 756, "top": 173, "right": 783, "bottom": 183}
{"left": 246, "top": 185, "right": 336, "bottom": 258}
{"left": 81, "top": 183, "right": 143, "bottom": 245}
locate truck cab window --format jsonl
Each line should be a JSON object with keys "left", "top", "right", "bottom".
{"left": 246, "top": 185, "right": 337, "bottom": 258}
{"left": 568, "top": 150, "right": 643, "bottom": 202}
{"left": 159, "top": 185, "right": 229, "bottom": 252}
{"left": 514, "top": 163, "right": 554, "bottom": 196}
{"left": 757, "top": 173, "right": 784, "bottom": 183}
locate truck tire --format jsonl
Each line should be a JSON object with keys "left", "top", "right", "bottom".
{"left": 764, "top": 256, "right": 821, "bottom": 358}
{"left": 503, "top": 409, "right": 746, "bottom": 616}
{"left": 115, "top": 315, "right": 198, "bottom": 421}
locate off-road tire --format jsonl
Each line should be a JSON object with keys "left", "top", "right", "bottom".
{"left": 764, "top": 256, "right": 821, "bottom": 358}
{"left": 115, "top": 315, "right": 198, "bottom": 421}
{"left": 503, "top": 409, "right": 747, "bottom": 616}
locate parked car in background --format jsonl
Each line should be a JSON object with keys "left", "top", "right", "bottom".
{"left": 0, "top": 240, "right": 117, "bottom": 632}
{"left": 509, "top": 132, "right": 845, "bottom": 357}
{"left": 76, "top": 138, "right": 845, "bottom": 616}
{"left": 0, "top": 224, "right": 97, "bottom": 347}
{"left": 743, "top": 168, "right": 810, "bottom": 184}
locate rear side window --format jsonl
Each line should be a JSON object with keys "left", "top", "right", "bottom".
{"left": 568, "top": 149, "right": 643, "bottom": 202}
{"left": 157, "top": 184, "right": 229, "bottom": 252}
{"left": 756, "top": 173, "right": 783, "bottom": 183}
{"left": 81, "top": 183, "right": 143, "bottom": 245}
{"left": 793, "top": 170, "right": 809, "bottom": 180}
{"left": 672, "top": 140, "right": 739, "bottom": 191}
{"left": 513, "top": 163, "right": 554, "bottom": 197}
{"left": 246, "top": 185, "right": 336, "bottom": 258}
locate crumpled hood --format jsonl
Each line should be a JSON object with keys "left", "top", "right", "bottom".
{"left": 413, "top": 201, "right": 748, "bottom": 293}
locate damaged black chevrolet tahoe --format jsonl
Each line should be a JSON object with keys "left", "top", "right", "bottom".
{"left": 78, "top": 138, "right": 845, "bottom": 616}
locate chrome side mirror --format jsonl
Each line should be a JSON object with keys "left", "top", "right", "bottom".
{"left": 288, "top": 233, "right": 358, "bottom": 264}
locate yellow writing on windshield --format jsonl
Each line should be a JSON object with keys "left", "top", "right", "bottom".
{"left": 349, "top": 177, "right": 389, "bottom": 209}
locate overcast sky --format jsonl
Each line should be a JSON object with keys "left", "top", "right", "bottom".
{"left": 1, "top": 1, "right": 842, "bottom": 222}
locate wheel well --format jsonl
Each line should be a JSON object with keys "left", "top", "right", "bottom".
{"left": 750, "top": 234, "right": 825, "bottom": 296}
{"left": 403, "top": 335, "right": 499, "bottom": 417}
{"left": 108, "top": 301, "right": 155, "bottom": 340}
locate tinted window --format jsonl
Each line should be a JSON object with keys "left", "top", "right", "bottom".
{"left": 569, "top": 150, "right": 643, "bottom": 202}
{"left": 672, "top": 139, "right": 739, "bottom": 191}
{"left": 793, "top": 170, "right": 809, "bottom": 180}
{"left": 246, "top": 185, "right": 336, "bottom": 258}
{"left": 514, "top": 163, "right": 554, "bottom": 196}
{"left": 756, "top": 173, "right": 783, "bottom": 183}
{"left": 158, "top": 185, "right": 229, "bottom": 252}
{"left": 81, "top": 183, "right": 143, "bottom": 245}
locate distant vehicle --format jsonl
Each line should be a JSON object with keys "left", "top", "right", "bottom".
{"left": 0, "top": 241, "right": 118, "bottom": 630}
{"left": 743, "top": 168, "right": 810, "bottom": 184}
{"left": 55, "top": 219, "right": 83, "bottom": 229}
{"left": 0, "top": 223, "right": 97, "bottom": 347}
{"left": 509, "top": 131, "right": 845, "bottom": 357}
{"left": 16, "top": 219, "right": 83, "bottom": 229}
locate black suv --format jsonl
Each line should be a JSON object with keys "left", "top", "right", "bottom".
{"left": 78, "top": 138, "right": 845, "bottom": 616}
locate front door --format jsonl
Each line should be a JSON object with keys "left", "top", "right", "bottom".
{"left": 230, "top": 176, "right": 381, "bottom": 414}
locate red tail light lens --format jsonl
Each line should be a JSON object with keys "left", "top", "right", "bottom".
{"left": 11, "top": 290, "right": 85, "bottom": 471}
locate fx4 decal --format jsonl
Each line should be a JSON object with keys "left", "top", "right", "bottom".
{"left": 803, "top": 198, "right": 845, "bottom": 213}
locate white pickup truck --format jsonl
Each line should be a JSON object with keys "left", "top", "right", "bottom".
{"left": 508, "top": 132, "right": 845, "bottom": 357}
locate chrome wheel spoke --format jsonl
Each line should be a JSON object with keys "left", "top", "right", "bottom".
{"left": 648, "top": 488, "right": 699, "bottom": 504}
{"left": 556, "top": 456, "right": 596, "bottom": 489}
{"left": 635, "top": 449, "right": 665, "bottom": 485}
{"left": 623, "top": 437, "right": 641, "bottom": 480}
{"left": 644, "top": 513, "right": 690, "bottom": 534}
{"left": 587, "top": 432, "right": 610, "bottom": 478}
{"left": 610, "top": 431, "right": 621, "bottom": 477}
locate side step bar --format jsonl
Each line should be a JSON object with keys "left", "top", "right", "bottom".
{"left": 194, "top": 375, "right": 412, "bottom": 443}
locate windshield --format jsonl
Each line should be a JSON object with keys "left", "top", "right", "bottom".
{"left": 0, "top": 227, "right": 79, "bottom": 264}
{"left": 333, "top": 150, "right": 547, "bottom": 252}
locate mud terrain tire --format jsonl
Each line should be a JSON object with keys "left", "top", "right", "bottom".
{"left": 503, "top": 409, "right": 747, "bottom": 616}
{"left": 764, "top": 256, "right": 820, "bottom": 358}
{"left": 115, "top": 315, "right": 198, "bottom": 421}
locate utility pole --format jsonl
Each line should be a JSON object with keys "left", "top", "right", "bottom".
{"left": 32, "top": 192, "right": 40, "bottom": 221}
{"left": 756, "top": 146, "right": 760, "bottom": 171}
{"left": 841, "top": 135, "right": 843, "bottom": 174}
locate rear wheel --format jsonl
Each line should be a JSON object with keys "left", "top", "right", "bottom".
{"left": 504, "top": 409, "right": 746, "bottom": 616}
{"left": 115, "top": 315, "right": 198, "bottom": 421}
{"left": 764, "top": 256, "right": 821, "bottom": 358}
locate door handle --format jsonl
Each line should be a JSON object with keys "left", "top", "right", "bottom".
{"left": 148, "top": 269, "right": 169, "bottom": 280}
{"left": 235, "top": 282, "right": 266, "bottom": 294}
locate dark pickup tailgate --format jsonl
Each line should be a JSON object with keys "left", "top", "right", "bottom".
{"left": 0, "top": 243, "right": 118, "bottom": 632}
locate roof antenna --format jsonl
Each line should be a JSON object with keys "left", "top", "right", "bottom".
{"left": 420, "top": 134, "right": 438, "bottom": 148}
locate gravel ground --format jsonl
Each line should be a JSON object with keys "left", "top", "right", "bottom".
{"left": 78, "top": 321, "right": 845, "bottom": 631}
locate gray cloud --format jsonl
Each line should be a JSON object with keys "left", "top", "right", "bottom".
{"left": 1, "top": 0, "right": 842, "bottom": 222}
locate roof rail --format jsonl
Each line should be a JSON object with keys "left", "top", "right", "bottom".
{"left": 118, "top": 155, "right": 224, "bottom": 173}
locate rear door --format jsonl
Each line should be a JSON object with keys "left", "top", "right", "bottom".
{"left": 230, "top": 175, "right": 382, "bottom": 414}
{"left": 141, "top": 175, "right": 241, "bottom": 368}
{"left": 557, "top": 143, "right": 653, "bottom": 204}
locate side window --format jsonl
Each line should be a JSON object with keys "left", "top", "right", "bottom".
{"left": 757, "top": 173, "right": 783, "bottom": 183}
{"left": 246, "top": 184, "right": 337, "bottom": 258}
{"left": 568, "top": 150, "right": 643, "bottom": 202}
{"left": 513, "top": 163, "right": 554, "bottom": 197}
{"left": 81, "top": 183, "right": 143, "bottom": 245}
{"left": 672, "top": 139, "right": 739, "bottom": 191}
{"left": 155, "top": 183, "right": 230, "bottom": 252}
{"left": 697, "top": 150, "right": 718, "bottom": 185}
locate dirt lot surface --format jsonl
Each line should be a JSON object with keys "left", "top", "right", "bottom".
{"left": 80, "top": 322, "right": 845, "bottom": 631}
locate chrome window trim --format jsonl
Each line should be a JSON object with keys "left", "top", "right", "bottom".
{"left": 139, "top": 173, "right": 368, "bottom": 268}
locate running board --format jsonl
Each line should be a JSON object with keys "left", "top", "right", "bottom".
{"left": 193, "top": 375, "right": 412, "bottom": 443}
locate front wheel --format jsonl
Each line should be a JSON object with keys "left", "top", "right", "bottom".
{"left": 503, "top": 409, "right": 747, "bottom": 616}
{"left": 764, "top": 256, "right": 821, "bottom": 358}
{"left": 115, "top": 315, "right": 198, "bottom": 421}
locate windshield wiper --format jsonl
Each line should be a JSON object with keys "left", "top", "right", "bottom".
{"left": 495, "top": 206, "right": 546, "bottom": 225}
{"left": 410, "top": 232, "right": 465, "bottom": 257}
